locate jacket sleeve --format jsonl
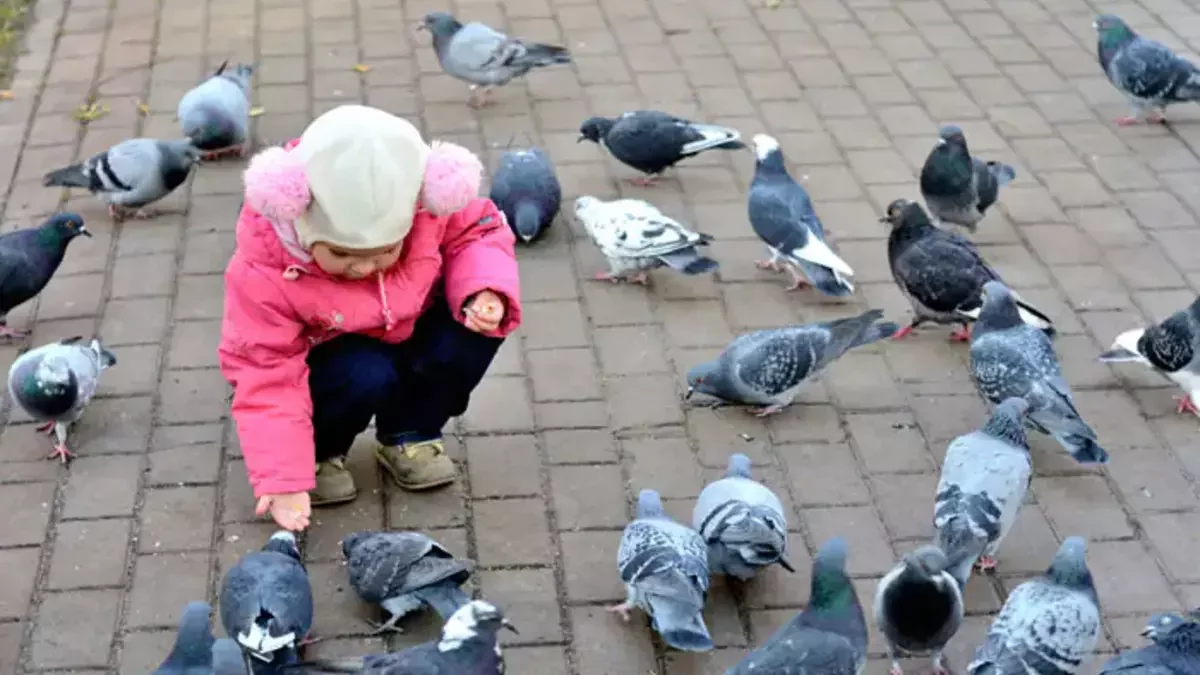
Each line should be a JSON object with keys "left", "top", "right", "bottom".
{"left": 218, "top": 255, "right": 316, "bottom": 499}
{"left": 440, "top": 197, "right": 523, "bottom": 338}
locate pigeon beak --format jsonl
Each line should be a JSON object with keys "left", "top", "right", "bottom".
{"left": 1097, "top": 347, "right": 1139, "bottom": 362}
{"left": 1140, "top": 626, "right": 1154, "bottom": 638}
{"left": 415, "top": 21, "right": 427, "bottom": 31}
{"left": 778, "top": 555, "right": 796, "bottom": 573}
{"left": 501, "top": 619, "right": 520, "bottom": 635}
{"left": 684, "top": 386, "right": 695, "bottom": 401}
{"left": 877, "top": 215, "right": 891, "bottom": 224}
{"left": 576, "top": 135, "right": 587, "bottom": 143}
{"left": 78, "top": 225, "right": 93, "bottom": 238}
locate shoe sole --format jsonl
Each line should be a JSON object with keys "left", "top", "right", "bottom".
{"left": 310, "top": 491, "right": 358, "bottom": 507}
{"left": 374, "top": 448, "right": 456, "bottom": 491}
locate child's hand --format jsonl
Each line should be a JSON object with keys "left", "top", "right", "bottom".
{"left": 256, "top": 491, "right": 311, "bottom": 531}
{"left": 463, "top": 290, "right": 506, "bottom": 333}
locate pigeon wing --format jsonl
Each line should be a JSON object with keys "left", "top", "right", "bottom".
{"left": 729, "top": 329, "right": 818, "bottom": 398}
{"left": 0, "top": 234, "right": 44, "bottom": 313}
{"left": 1112, "top": 38, "right": 1199, "bottom": 101}
{"left": 731, "top": 626, "right": 863, "bottom": 675}
{"left": 448, "top": 22, "right": 521, "bottom": 70}
{"left": 893, "top": 231, "right": 997, "bottom": 315}
{"left": 95, "top": 139, "right": 162, "bottom": 196}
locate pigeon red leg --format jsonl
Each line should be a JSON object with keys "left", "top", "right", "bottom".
{"left": 628, "top": 176, "right": 658, "bottom": 187}
{"left": 47, "top": 443, "right": 73, "bottom": 464}
{"left": 0, "top": 324, "right": 29, "bottom": 341}
{"left": 1114, "top": 115, "right": 1142, "bottom": 126}
{"left": 35, "top": 421, "right": 55, "bottom": 435}
{"left": 755, "top": 258, "right": 780, "bottom": 271}
{"left": 296, "top": 633, "right": 324, "bottom": 648}
{"left": 605, "top": 602, "right": 634, "bottom": 622}
{"left": 949, "top": 324, "right": 972, "bottom": 342}
{"left": 749, "top": 403, "right": 785, "bottom": 417}
{"left": 592, "top": 271, "right": 622, "bottom": 283}
{"left": 1174, "top": 394, "right": 1199, "bottom": 415}
{"left": 783, "top": 267, "right": 811, "bottom": 291}
{"left": 975, "top": 555, "right": 998, "bottom": 571}
{"left": 891, "top": 325, "right": 916, "bottom": 341}
{"left": 931, "top": 651, "right": 949, "bottom": 675}
{"left": 108, "top": 204, "right": 127, "bottom": 223}
{"left": 889, "top": 662, "right": 904, "bottom": 675}
{"left": 629, "top": 271, "right": 650, "bottom": 285}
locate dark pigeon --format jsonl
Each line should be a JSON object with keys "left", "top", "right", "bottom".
{"left": 0, "top": 212, "right": 90, "bottom": 341}
{"left": 1095, "top": 14, "right": 1200, "bottom": 126}
{"left": 919, "top": 125, "right": 1016, "bottom": 232}
{"left": 152, "top": 601, "right": 218, "bottom": 675}
{"left": 1099, "top": 611, "right": 1200, "bottom": 675}
{"left": 578, "top": 109, "right": 744, "bottom": 186}
{"left": 178, "top": 60, "right": 254, "bottom": 160}
{"left": 874, "top": 545, "right": 964, "bottom": 675}
{"left": 488, "top": 146, "right": 561, "bottom": 244}
{"left": 1099, "top": 295, "right": 1200, "bottom": 417}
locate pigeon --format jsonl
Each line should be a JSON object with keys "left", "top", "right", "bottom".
{"left": 574, "top": 195, "right": 718, "bottom": 285}
{"left": 748, "top": 134, "right": 856, "bottom": 295}
{"left": 882, "top": 199, "right": 1054, "bottom": 343}
{"left": 42, "top": 137, "right": 201, "bottom": 222}
{"left": 970, "top": 281, "right": 1108, "bottom": 464}
{"left": 152, "top": 601, "right": 218, "bottom": 675}
{"left": 419, "top": 12, "right": 571, "bottom": 109}
{"left": 488, "top": 146, "right": 561, "bottom": 244}
{"left": 919, "top": 125, "right": 1016, "bottom": 232}
{"left": 967, "top": 537, "right": 1101, "bottom": 675}
{"left": 692, "top": 452, "right": 795, "bottom": 580}
{"left": 727, "top": 537, "right": 868, "bottom": 675}
{"left": 1095, "top": 14, "right": 1200, "bottom": 126}
{"left": 1099, "top": 611, "right": 1200, "bottom": 675}
{"left": 1098, "top": 295, "right": 1200, "bottom": 417}
{"left": 211, "top": 639, "right": 249, "bottom": 675}
{"left": 288, "top": 600, "right": 517, "bottom": 675}
{"left": 219, "top": 531, "right": 314, "bottom": 670}
{"left": 610, "top": 488, "right": 713, "bottom": 652}
{"left": 874, "top": 545, "right": 964, "bottom": 675}
{"left": 177, "top": 60, "right": 254, "bottom": 160}
{"left": 0, "top": 212, "right": 91, "bottom": 342}
{"left": 8, "top": 335, "right": 117, "bottom": 464}
{"left": 685, "top": 308, "right": 900, "bottom": 417}
{"left": 935, "top": 397, "right": 1033, "bottom": 586}
{"left": 577, "top": 110, "right": 744, "bottom": 186}
{"left": 342, "top": 530, "right": 473, "bottom": 635}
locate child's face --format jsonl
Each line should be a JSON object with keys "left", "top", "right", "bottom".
{"left": 311, "top": 241, "right": 403, "bottom": 279}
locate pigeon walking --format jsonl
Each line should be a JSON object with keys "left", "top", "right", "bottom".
{"left": 874, "top": 545, "right": 964, "bottom": 675}
{"left": 748, "top": 134, "right": 856, "bottom": 295}
{"left": 1095, "top": 14, "right": 1200, "bottom": 125}
{"left": 967, "top": 537, "right": 1101, "bottom": 675}
{"left": 219, "top": 531, "right": 315, "bottom": 670}
{"left": 970, "top": 281, "right": 1108, "bottom": 464}
{"left": 419, "top": 12, "right": 571, "bottom": 109}
{"left": 611, "top": 488, "right": 713, "bottom": 652}
{"left": 882, "top": 199, "right": 1053, "bottom": 342}
{"left": 685, "top": 308, "right": 900, "bottom": 417}
{"left": 727, "top": 537, "right": 868, "bottom": 675}
{"left": 0, "top": 212, "right": 90, "bottom": 342}
{"left": 342, "top": 531, "right": 473, "bottom": 635}
{"left": 152, "top": 602, "right": 218, "bottom": 675}
{"left": 177, "top": 61, "right": 254, "bottom": 160}
{"left": 574, "top": 195, "right": 718, "bottom": 285}
{"left": 489, "top": 146, "right": 561, "bottom": 244}
{"left": 577, "top": 110, "right": 744, "bottom": 186}
{"left": 1098, "top": 295, "right": 1200, "bottom": 417}
{"left": 1099, "top": 611, "right": 1200, "bottom": 675}
{"left": 935, "top": 397, "right": 1033, "bottom": 585}
{"left": 693, "top": 453, "right": 794, "bottom": 580}
{"left": 42, "top": 137, "right": 201, "bottom": 222}
{"left": 919, "top": 125, "right": 1016, "bottom": 232}
{"left": 8, "top": 336, "right": 116, "bottom": 464}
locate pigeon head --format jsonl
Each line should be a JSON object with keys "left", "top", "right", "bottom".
{"left": 751, "top": 133, "right": 786, "bottom": 171}
{"left": 577, "top": 117, "right": 615, "bottom": 144}
{"left": 419, "top": 12, "right": 462, "bottom": 38}
{"left": 1045, "top": 536, "right": 1094, "bottom": 588}
{"left": 165, "top": 138, "right": 204, "bottom": 170}
{"left": 726, "top": 453, "right": 753, "bottom": 479}
{"left": 90, "top": 338, "right": 117, "bottom": 369}
{"left": 216, "top": 61, "right": 255, "bottom": 92}
{"left": 901, "top": 545, "right": 950, "bottom": 577}
{"left": 40, "top": 212, "right": 91, "bottom": 246}
{"left": 262, "top": 530, "right": 301, "bottom": 560}
{"left": 878, "top": 198, "right": 935, "bottom": 231}
{"left": 936, "top": 124, "right": 967, "bottom": 149}
{"left": 1094, "top": 14, "right": 1135, "bottom": 45}
{"left": 635, "top": 488, "right": 666, "bottom": 519}
{"left": 685, "top": 358, "right": 730, "bottom": 402}
{"left": 438, "top": 600, "right": 518, "bottom": 652}
{"left": 1141, "top": 612, "right": 1195, "bottom": 640}
{"left": 809, "top": 537, "right": 856, "bottom": 611}
{"left": 982, "top": 397, "right": 1031, "bottom": 447}
{"left": 573, "top": 195, "right": 602, "bottom": 220}
{"left": 340, "top": 531, "right": 375, "bottom": 560}
{"left": 157, "top": 601, "right": 217, "bottom": 671}
{"left": 977, "top": 280, "right": 1024, "bottom": 332}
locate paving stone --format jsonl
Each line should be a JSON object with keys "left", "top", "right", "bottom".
{"left": 0, "top": 548, "right": 39, "bottom": 619}
{"left": 47, "top": 519, "right": 131, "bottom": 590}
{"left": 472, "top": 498, "right": 553, "bottom": 566}
{"left": 0, "top": 483, "right": 55, "bottom": 546}
{"left": 30, "top": 589, "right": 120, "bottom": 668}
{"left": 126, "top": 553, "right": 212, "bottom": 628}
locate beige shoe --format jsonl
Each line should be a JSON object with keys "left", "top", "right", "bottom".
{"left": 310, "top": 456, "right": 358, "bottom": 506}
{"left": 375, "top": 438, "right": 457, "bottom": 491}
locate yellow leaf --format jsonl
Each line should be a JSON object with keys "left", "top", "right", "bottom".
{"left": 72, "top": 102, "right": 110, "bottom": 123}
{"left": 764, "top": 0, "right": 781, "bottom": 8}
{"left": 352, "top": 63, "right": 371, "bottom": 73}
{"left": 249, "top": 106, "right": 265, "bottom": 117}
{"left": 0, "top": 90, "right": 13, "bottom": 100}
{"left": 136, "top": 101, "right": 149, "bottom": 115}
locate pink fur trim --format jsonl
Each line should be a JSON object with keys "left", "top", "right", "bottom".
{"left": 421, "top": 141, "right": 482, "bottom": 216}
{"left": 243, "top": 146, "right": 311, "bottom": 222}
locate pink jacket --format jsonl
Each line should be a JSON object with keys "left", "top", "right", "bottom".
{"left": 218, "top": 139, "right": 522, "bottom": 499}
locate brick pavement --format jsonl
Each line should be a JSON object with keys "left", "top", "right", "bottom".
{"left": 0, "top": 0, "right": 1200, "bottom": 672}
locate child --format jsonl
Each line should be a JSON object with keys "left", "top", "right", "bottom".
{"left": 219, "top": 105, "right": 522, "bottom": 532}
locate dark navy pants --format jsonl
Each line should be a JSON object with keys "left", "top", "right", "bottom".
{"left": 306, "top": 300, "right": 503, "bottom": 461}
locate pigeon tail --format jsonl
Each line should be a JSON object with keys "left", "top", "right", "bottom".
{"left": 849, "top": 321, "right": 901, "bottom": 349}
{"left": 658, "top": 248, "right": 719, "bottom": 275}
{"left": 1062, "top": 434, "right": 1109, "bottom": 464}
{"left": 519, "top": 42, "right": 572, "bottom": 67}
{"left": 788, "top": 232, "right": 854, "bottom": 277}
{"left": 988, "top": 162, "right": 1017, "bottom": 187}
{"left": 1015, "top": 298, "right": 1055, "bottom": 335}
{"left": 411, "top": 580, "right": 472, "bottom": 621}
{"left": 42, "top": 163, "right": 91, "bottom": 189}
{"left": 680, "top": 123, "right": 744, "bottom": 156}
{"left": 648, "top": 596, "right": 714, "bottom": 652}
{"left": 182, "top": 105, "right": 242, "bottom": 151}
{"left": 513, "top": 201, "right": 543, "bottom": 242}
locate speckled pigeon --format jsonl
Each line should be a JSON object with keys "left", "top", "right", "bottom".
{"left": 1098, "top": 295, "right": 1200, "bottom": 417}
{"left": 919, "top": 125, "right": 1016, "bottom": 232}
{"left": 1099, "top": 611, "right": 1200, "bottom": 675}
{"left": 178, "top": 60, "right": 254, "bottom": 160}
{"left": 577, "top": 110, "right": 744, "bottom": 186}
{"left": 1095, "top": 14, "right": 1200, "bottom": 126}
{"left": 693, "top": 453, "right": 794, "bottom": 580}
{"left": 969, "top": 281, "right": 1108, "bottom": 464}
{"left": 574, "top": 195, "right": 717, "bottom": 285}
{"left": 611, "top": 488, "right": 713, "bottom": 652}
{"left": 727, "top": 537, "right": 868, "bottom": 675}
{"left": 489, "top": 146, "right": 561, "bottom": 244}
{"left": 219, "top": 531, "right": 314, "bottom": 670}
{"left": 342, "top": 530, "right": 473, "bottom": 635}
{"left": 152, "top": 601, "right": 218, "bottom": 675}
{"left": 967, "top": 537, "right": 1101, "bottom": 675}
{"left": 874, "top": 545, "right": 964, "bottom": 675}
{"left": 8, "top": 335, "right": 116, "bottom": 464}
{"left": 882, "top": 198, "right": 1053, "bottom": 343}
{"left": 685, "top": 308, "right": 900, "bottom": 417}
{"left": 0, "top": 212, "right": 90, "bottom": 342}
{"left": 211, "top": 639, "right": 249, "bottom": 675}
{"left": 935, "top": 397, "right": 1033, "bottom": 586}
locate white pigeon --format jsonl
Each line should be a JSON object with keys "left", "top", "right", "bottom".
{"left": 1098, "top": 295, "right": 1200, "bottom": 418}
{"left": 574, "top": 195, "right": 718, "bottom": 285}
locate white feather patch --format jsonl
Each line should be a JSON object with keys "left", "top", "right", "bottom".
{"left": 789, "top": 235, "right": 854, "bottom": 277}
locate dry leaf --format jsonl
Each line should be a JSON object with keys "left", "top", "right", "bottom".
{"left": 352, "top": 64, "right": 371, "bottom": 73}
{"left": 0, "top": 91, "right": 13, "bottom": 100}
{"left": 72, "top": 102, "right": 110, "bottom": 123}
{"left": 764, "top": 0, "right": 781, "bottom": 8}
{"left": 136, "top": 101, "right": 149, "bottom": 115}
{"left": 249, "top": 106, "right": 265, "bottom": 117}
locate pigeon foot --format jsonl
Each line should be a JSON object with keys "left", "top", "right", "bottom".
{"left": 1114, "top": 115, "right": 1142, "bottom": 126}
{"left": 368, "top": 617, "right": 404, "bottom": 635}
{"left": 976, "top": 555, "right": 998, "bottom": 571}
{"left": 891, "top": 325, "right": 916, "bottom": 341}
{"left": 296, "top": 633, "right": 324, "bottom": 649}
{"left": 0, "top": 325, "right": 28, "bottom": 342}
{"left": 749, "top": 403, "right": 785, "bottom": 417}
{"left": 35, "top": 421, "right": 55, "bottom": 435}
{"left": 47, "top": 443, "right": 73, "bottom": 465}
{"left": 593, "top": 271, "right": 649, "bottom": 285}
{"left": 466, "top": 86, "right": 496, "bottom": 109}
{"left": 889, "top": 661, "right": 904, "bottom": 675}
{"left": 201, "top": 144, "right": 245, "bottom": 161}
{"left": 605, "top": 602, "right": 634, "bottom": 622}
{"left": 949, "top": 325, "right": 971, "bottom": 342}
{"left": 628, "top": 176, "right": 659, "bottom": 187}
{"left": 109, "top": 205, "right": 155, "bottom": 222}
{"left": 1174, "top": 394, "right": 1200, "bottom": 416}
{"left": 784, "top": 272, "right": 811, "bottom": 291}
{"left": 755, "top": 259, "right": 781, "bottom": 272}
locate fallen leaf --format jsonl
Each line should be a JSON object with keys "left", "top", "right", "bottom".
{"left": 136, "top": 101, "right": 149, "bottom": 115}
{"left": 0, "top": 90, "right": 13, "bottom": 100}
{"left": 72, "top": 102, "right": 110, "bottom": 123}
{"left": 249, "top": 106, "right": 265, "bottom": 117}
{"left": 764, "top": 0, "right": 781, "bottom": 8}
{"left": 352, "top": 63, "right": 371, "bottom": 73}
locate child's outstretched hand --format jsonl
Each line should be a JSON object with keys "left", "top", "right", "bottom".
{"left": 463, "top": 290, "right": 506, "bottom": 333}
{"left": 256, "top": 492, "right": 311, "bottom": 532}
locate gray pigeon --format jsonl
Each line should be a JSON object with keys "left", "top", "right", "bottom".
{"left": 289, "top": 600, "right": 517, "bottom": 675}
{"left": 935, "top": 397, "right": 1033, "bottom": 587}
{"left": 574, "top": 195, "right": 718, "bottom": 285}
{"left": 0, "top": 212, "right": 90, "bottom": 342}
{"left": 748, "top": 134, "right": 856, "bottom": 295}
{"left": 693, "top": 453, "right": 795, "bottom": 580}
{"left": 1098, "top": 295, "right": 1200, "bottom": 417}
{"left": 578, "top": 110, "right": 745, "bottom": 186}
{"left": 919, "top": 125, "right": 1016, "bottom": 232}
{"left": 419, "top": 12, "right": 571, "bottom": 108}
{"left": 727, "top": 537, "right": 868, "bottom": 675}
{"left": 488, "top": 146, "right": 561, "bottom": 244}
{"left": 1095, "top": 14, "right": 1200, "bottom": 126}
{"left": 219, "top": 531, "right": 314, "bottom": 670}
{"left": 611, "top": 488, "right": 713, "bottom": 652}
{"left": 882, "top": 199, "right": 1053, "bottom": 342}
{"left": 685, "top": 308, "right": 900, "bottom": 417}
{"left": 967, "top": 537, "right": 1101, "bottom": 675}
{"left": 152, "top": 601, "right": 218, "bottom": 675}
{"left": 874, "top": 546, "right": 964, "bottom": 675}
{"left": 211, "top": 639, "right": 249, "bottom": 675}
{"left": 970, "top": 281, "right": 1108, "bottom": 464}
{"left": 177, "top": 60, "right": 254, "bottom": 160}
{"left": 341, "top": 530, "right": 473, "bottom": 635}
{"left": 42, "top": 137, "right": 201, "bottom": 222}
{"left": 1100, "top": 611, "right": 1200, "bottom": 675}
{"left": 8, "top": 335, "right": 117, "bottom": 464}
